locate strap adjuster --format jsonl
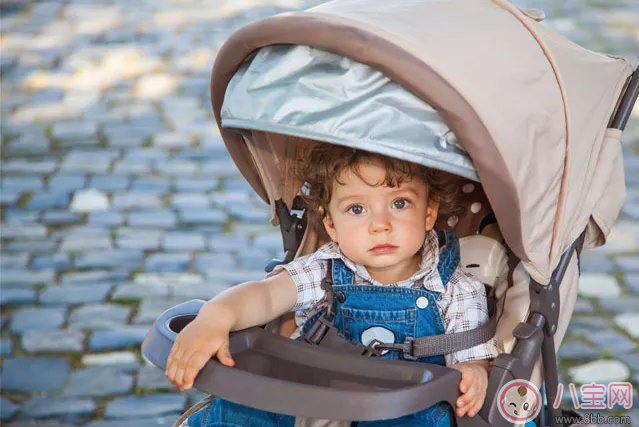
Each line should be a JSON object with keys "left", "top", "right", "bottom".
{"left": 401, "top": 337, "right": 417, "bottom": 361}
{"left": 304, "top": 316, "right": 332, "bottom": 345}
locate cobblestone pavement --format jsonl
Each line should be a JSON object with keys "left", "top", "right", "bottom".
{"left": 1, "top": 0, "right": 638, "bottom": 425}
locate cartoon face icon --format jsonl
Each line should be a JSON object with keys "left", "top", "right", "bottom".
{"left": 498, "top": 380, "right": 541, "bottom": 422}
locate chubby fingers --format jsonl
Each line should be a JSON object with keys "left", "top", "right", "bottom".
{"left": 180, "top": 343, "right": 234, "bottom": 391}
{"left": 166, "top": 341, "right": 200, "bottom": 391}
{"left": 465, "top": 391, "right": 485, "bottom": 418}
{"left": 181, "top": 349, "right": 216, "bottom": 390}
{"left": 166, "top": 341, "right": 192, "bottom": 390}
{"left": 165, "top": 342, "right": 235, "bottom": 391}
{"left": 470, "top": 384, "right": 488, "bottom": 417}
{"left": 456, "top": 380, "right": 477, "bottom": 417}
{"left": 455, "top": 367, "right": 488, "bottom": 418}
{"left": 168, "top": 350, "right": 204, "bottom": 391}
{"left": 216, "top": 341, "right": 235, "bottom": 367}
{"left": 458, "top": 383, "right": 488, "bottom": 417}
{"left": 165, "top": 341, "right": 182, "bottom": 386}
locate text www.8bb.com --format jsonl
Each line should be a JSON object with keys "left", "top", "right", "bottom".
{"left": 554, "top": 413, "right": 631, "bottom": 425}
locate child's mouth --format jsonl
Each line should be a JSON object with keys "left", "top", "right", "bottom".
{"left": 369, "top": 244, "right": 398, "bottom": 254}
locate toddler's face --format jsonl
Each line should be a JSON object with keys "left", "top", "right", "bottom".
{"left": 323, "top": 161, "right": 439, "bottom": 284}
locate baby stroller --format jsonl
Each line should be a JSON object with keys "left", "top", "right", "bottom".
{"left": 142, "top": 0, "right": 639, "bottom": 426}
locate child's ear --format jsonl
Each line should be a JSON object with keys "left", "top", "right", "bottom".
{"left": 322, "top": 211, "right": 338, "bottom": 242}
{"left": 425, "top": 197, "right": 440, "bottom": 230}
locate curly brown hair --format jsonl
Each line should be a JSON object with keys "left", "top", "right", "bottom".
{"left": 294, "top": 144, "right": 463, "bottom": 229}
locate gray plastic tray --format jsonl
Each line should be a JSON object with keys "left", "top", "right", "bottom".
{"left": 141, "top": 299, "right": 463, "bottom": 421}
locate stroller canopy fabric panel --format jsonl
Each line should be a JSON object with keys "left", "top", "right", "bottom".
{"left": 527, "top": 21, "right": 631, "bottom": 263}
{"left": 210, "top": 0, "right": 632, "bottom": 282}
{"left": 221, "top": 45, "right": 480, "bottom": 182}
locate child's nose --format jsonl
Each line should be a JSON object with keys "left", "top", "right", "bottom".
{"left": 369, "top": 212, "right": 392, "bottom": 234}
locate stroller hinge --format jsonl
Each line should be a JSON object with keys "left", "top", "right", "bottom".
{"left": 264, "top": 198, "right": 307, "bottom": 273}
{"left": 529, "top": 231, "right": 586, "bottom": 337}
{"left": 529, "top": 278, "right": 560, "bottom": 337}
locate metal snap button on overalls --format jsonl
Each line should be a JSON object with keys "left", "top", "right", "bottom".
{"left": 336, "top": 291, "right": 346, "bottom": 302}
{"left": 416, "top": 296, "right": 429, "bottom": 309}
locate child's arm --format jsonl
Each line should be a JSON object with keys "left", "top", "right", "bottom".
{"left": 452, "top": 359, "right": 491, "bottom": 418}
{"left": 165, "top": 271, "right": 297, "bottom": 391}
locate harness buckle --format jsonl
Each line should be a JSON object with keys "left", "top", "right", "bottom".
{"left": 306, "top": 317, "right": 382, "bottom": 357}
{"left": 304, "top": 316, "right": 332, "bottom": 345}
{"left": 357, "top": 339, "right": 383, "bottom": 357}
{"left": 372, "top": 337, "right": 417, "bottom": 361}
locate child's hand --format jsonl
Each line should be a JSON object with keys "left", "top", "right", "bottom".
{"left": 165, "top": 311, "right": 235, "bottom": 391}
{"left": 452, "top": 360, "right": 490, "bottom": 418}
{"left": 164, "top": 273, "right": 297, "bottom": 391}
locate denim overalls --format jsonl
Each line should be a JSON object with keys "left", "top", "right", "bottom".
{"left": 189, "top": 231, "right": 460, "bottom": 427}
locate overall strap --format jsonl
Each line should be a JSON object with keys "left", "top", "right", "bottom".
{"left": 319, "top": 258, "right": 351, "bottom": 320}
{"left": 390, "top": 314, "right": 497, "bottom": 360}
{"left": 302, "top": 258, "right": 379, "bottom": 356}
{"left": 320, "top": 258, "right": 350, "bottom": 319}
{"left": 323, "top": 259, "right": 336, "bottom": 319}
{"left": 332, "top": 258, "right": 353, "bottom": 286}
{"left": 436, "top": 229, "right": 461, "bottom": 287}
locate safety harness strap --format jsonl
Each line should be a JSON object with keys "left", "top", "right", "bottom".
{"left": 304, "top": 258, "right": 497, "bottom": 359}
{"left": 376, "top": 313, "right": 497, "bottom": 360}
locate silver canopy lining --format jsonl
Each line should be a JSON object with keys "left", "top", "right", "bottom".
{"left": 220, "top": 44, "right": 480, "bottom": 182}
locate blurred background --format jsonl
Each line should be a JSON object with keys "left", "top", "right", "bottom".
{"left": 0, "top": 0, "right": 637, "bottom": 425}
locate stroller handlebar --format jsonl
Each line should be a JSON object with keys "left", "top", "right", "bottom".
{"left": 142, "top": 299, "right": 472, "bottom": 422}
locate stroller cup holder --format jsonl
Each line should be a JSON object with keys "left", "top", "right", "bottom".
{"left": 142, "top": 299, "right": 468, "bottom": 422}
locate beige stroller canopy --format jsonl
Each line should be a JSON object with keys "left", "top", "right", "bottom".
{"left": 210, "top": 0, "right": 633, "bottom": 284}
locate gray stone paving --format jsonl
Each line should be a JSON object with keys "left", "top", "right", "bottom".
{"left": 1, "top": 0, "right": 638, "bottom": 425}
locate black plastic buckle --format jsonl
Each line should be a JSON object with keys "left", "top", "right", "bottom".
{"left": 359, "top": 342, "right": 382, "bottom": 357}
{"left": 304, "top": 316, "right": 332, "bottom": 345}
{"left": 373, "top": 337, "right": 417, "bottom": 361}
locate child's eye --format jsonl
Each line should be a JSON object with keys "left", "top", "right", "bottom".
{"left": 347, "top": 205, "right": 365, "bottom": 215}
{"left": 392, "top": 198, "right": 410, "bottom": 209}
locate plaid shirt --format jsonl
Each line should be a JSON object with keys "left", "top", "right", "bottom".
{"left": 268, "top": 230, "right": 501, "bottom": 366}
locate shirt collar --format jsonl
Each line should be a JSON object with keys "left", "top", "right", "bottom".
{"left": 317, "top": 230, "right": 445, "bottom": 293}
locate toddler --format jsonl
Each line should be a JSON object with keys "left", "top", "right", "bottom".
{"left": 166, "top": 145, "right": 500, "bottom": 426}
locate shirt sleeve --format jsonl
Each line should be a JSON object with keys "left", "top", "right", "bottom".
{"left": 265, "top": 252, "right": 328, "bottom": 311}
{"left": 443, "top": 268, "right": 502, "bottom": 367}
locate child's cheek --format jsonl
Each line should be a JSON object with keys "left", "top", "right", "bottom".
{"left": 334, "top": 214, "right": 363, "bottom": 236}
